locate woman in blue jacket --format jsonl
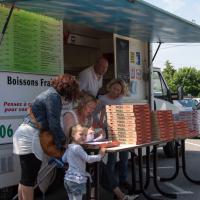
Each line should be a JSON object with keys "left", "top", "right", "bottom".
{"left": 13, "top": 74, "right": 79, "bottom": 200}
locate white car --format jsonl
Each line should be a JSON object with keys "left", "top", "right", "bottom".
{"left": 193, "top": 98, "right": 200, "bottom": 105}
{"left": 173, "top": 99, "right": 197, "bottom": 111}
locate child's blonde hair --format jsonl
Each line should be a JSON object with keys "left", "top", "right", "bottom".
{"left": 68, "top": 124, "right": 88, "bottom": 144}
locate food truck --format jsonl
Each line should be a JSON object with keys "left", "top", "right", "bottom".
{"left": 1, "top": 0, "right": 200, "bottom": 198}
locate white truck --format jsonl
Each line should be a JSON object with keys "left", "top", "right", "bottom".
{"left": 0, "top": 0, "right": 200, "bottom": 198}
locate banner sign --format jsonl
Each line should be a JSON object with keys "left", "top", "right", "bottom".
{"left": 0, "top": 72, "right": 54, "bottom": 117}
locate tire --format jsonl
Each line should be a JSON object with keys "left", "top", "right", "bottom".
{"left": 163, "top": 141, "right": 176, "bottom": 158}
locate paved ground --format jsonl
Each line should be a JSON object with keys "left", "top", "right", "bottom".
{"left": 36, "top": 138, "right": 200, "bottom": 200}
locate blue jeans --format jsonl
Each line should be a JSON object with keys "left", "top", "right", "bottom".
{"left": 64, "top": 180, "right": 86, "bottom": 196}
{"left": 104, "top": 151, "right": 129, "bottom": 191}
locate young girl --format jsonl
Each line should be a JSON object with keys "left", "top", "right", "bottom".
{"left": 62, "top": 124, "right": 106, "bottom": 200}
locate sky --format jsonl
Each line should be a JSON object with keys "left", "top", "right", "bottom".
{"left": 147, "top": 0, "right": 200, "bottom": 70}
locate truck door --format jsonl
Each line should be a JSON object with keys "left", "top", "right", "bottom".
{"left": 152, "top": 69, "right": 180, "bottom": 114}
{"left": 153, "top": 68, "right": 179, "bottom": 157}
{"left": 153, "top": 69, "right": 171, "bottom": 104}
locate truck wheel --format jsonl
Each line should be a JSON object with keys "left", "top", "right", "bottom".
{"left": 163, "top": 141, "right": 176, "bottom": 157}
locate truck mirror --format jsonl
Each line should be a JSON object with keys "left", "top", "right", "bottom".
{"left": 177, "top": 86, "right": 184, "bottom": 100}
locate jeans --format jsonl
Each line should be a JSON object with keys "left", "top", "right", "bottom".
{"left": 64, "top": 180, "right": 86, "bottom": 196}
{"left": 103, "top": 151, "right": 129, "bottom": 191}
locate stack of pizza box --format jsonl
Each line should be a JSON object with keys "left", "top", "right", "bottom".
{"left": 178, "top": 111, "right": 194, "bottom": 131}
{"left": 173, "top": 110, "right": 200, "bottom": 136}
{"left": 106, "top": 104, "right": 152, "bottom": 145}
{"left": 173, "top": 121, "right": 190, "bottom": 139}
{"left": 193, "top": 110, "right": 200, "bottom": 135}
{"left": 151, "top": 110, "right": 174, "bottom": 141}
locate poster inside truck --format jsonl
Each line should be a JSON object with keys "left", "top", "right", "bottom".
{"left": 1, "top": 0, "right": 200, "bottom": 198}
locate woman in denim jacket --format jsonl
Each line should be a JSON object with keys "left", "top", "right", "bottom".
{"left": 13, "top": 74, "right": 79, "bottom": 200}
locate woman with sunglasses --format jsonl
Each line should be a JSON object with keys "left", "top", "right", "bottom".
{"left": 63, "top": 93, "right": 105, "bottom": 144}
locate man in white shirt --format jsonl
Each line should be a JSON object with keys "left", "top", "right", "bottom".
{"left": 79, "top": 57, "right": 109, "bottom": 97}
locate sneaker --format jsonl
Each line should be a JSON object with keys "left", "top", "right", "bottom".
{"left": 122, "top": 194, "right": 139, "bottom": 200}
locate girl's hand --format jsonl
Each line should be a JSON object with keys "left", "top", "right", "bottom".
{"left": 99, "top": 147, "right": 106, "bottom": 157}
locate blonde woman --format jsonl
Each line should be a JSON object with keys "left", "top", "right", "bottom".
{"left": 94, "top": 79, "right": 139, "bottom": 200}
{"left": 97, "top": 79, "right": 127, "bottom": 126}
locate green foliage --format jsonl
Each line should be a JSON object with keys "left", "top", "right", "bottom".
{"left": 162, "top": 61, "right": 200, "bottom": 97}
{"left": 162, "top": 60, "right": 176, "bottom": 92}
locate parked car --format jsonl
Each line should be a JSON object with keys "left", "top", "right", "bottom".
{"left": 195, "top": 101, "right": 200, "bottom": 110}
{"left": 173, "top": 99, "right": 197, "bottom": 111}
{"left": 193, "top": 98, "right": 200, "bottom": 105}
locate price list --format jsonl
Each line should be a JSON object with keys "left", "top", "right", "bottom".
{"left": 0, "top": 5, "right": 63, "bottom": 75}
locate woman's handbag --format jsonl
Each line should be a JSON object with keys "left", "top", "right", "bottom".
{"left": 28, "top": 107, "right": 65, "bottom": 158}
{"left": 39, "top": 130, "right": 65, "bottom": 158}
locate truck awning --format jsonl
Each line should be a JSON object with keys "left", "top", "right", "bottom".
{"left": 3, "top": 0, "right": 200, "bottom": 43}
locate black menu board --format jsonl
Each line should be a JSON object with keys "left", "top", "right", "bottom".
{"left": 116, "top": 37, "right": 129, "bottom": 82}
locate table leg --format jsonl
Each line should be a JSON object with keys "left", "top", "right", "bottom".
{"left": 95, "top": 161, "right": 100, "bottom": 200}
{"left": 138, "top": 148, "right": 161, "bottom": 200}
{"left": 86, "top": 177, "right": 91, "bottom": 200}
{"left": 152, "top": 145, "right": 177, "bottom": 199}
{"left": 181, "top": 139, "right": 200, "bottom": 184}
{"left": 144, "top": 146, "right": 151, "bottom": 189}
{"left": 130, "top": 150, "right": 137, "bottom": 193}
{"left": 160, "top": 141, "right": 180, "bottom": 182}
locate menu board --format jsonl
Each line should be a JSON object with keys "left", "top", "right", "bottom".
{"left": 0, "top": 5, "right": 63, "bottom": 75}
{"left": 115, "top": 37, "right": 129, "bottom": 82}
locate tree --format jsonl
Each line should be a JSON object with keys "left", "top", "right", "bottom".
{"left": 162, "top": 60, "right": 176, "bottom": 91}
{"left": 173, "top": 67, "right": 200, "bottom": 97}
